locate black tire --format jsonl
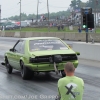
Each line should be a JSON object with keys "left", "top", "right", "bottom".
{"left": 20, "top": 61, "right": 33, "bottom": 80}
{"left": 61, "top": 70, "right": 66, "bottom": 77}
{"left": 5, "top": 58, "right": 13, "bottom": 74}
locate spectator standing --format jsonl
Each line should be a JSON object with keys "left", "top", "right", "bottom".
{"left": 61, "top": 24, "right": 64, "bottom": 30}
{"left": 56, "top": 62, "right": 84, "bottom": 100}
{"left": 78, "top": 26, "right": 82, "bottom": 33}
{"left": 57, "top": 24, "right": 60, "bottom": 31}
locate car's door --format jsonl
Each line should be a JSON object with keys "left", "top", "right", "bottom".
{"left": 14, "top": 40, "right": 25, "bottom": 70}
{"left": 8, "top": 40, "right": 23, "bottom": 69}
{"left": 7, "top": 40, "right": 20, "bottom": 69}
{"left": 13, "top": 40, "right": 25, "bottom": 70}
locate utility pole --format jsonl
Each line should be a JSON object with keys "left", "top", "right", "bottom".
{"left": 95, "top": 0, "right": 97, "bottom": 33}
{"left": 20, "top": 0, "right": 21, "bottom": 32}
{"left": 0, "top": 5, "right": 1, "bottom": 25}
{"left": 37, "top": 0, "right": 39, "bottom": 23}
{"left": 47, "top": 0, "right": 50, "bottom": 32}
{"left": 96, "top": 0, "right": 99, "bottom": 26}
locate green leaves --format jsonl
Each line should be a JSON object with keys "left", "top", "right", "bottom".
{"left": 86, "top": 0, "right": 100, "bottom": 9}
{"left": 70, "top": 0, "right": 100, "bottom": 9}
{"left": 70, "top": 0, "right": 82, "bottom": 9}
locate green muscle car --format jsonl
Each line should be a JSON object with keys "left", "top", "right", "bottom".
{"left": 3, "top": 37, "right": 80, "bottom": 80}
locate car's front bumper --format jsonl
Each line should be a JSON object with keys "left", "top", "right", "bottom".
{"left": 25, "top": 60, "right": 78, "bottom": 72}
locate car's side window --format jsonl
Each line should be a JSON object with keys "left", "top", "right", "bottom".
{"left": 20, "top": 41, "right": 25, "bottom": 54}
{"left": 14, "top": 41, "right": 23, "bottom": 53}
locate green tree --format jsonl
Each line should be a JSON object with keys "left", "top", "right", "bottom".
{"left": 76, "top": 0, "right": 81, "bottom": 8}
{"left": 70, "top": 0, "right": 77, "bottom": 9}
{"left": 70, "top": 0, "right": 87, "bottom": 9}
{"left": 86, "top": 0, "right": 100, "bottom": 9}
{"left": 5, "top": 10, "right": 70, "bottom": 21}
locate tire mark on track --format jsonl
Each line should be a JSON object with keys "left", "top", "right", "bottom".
{"left": 75, "top": 72, "right": 100, "bottom": 87}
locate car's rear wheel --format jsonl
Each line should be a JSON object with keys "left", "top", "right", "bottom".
{"left": 20, "top": 61, "right": 33, "bottom": 80}
{"left": 5, "top": 58, "right": 13, "bottom": 74}
{"left": 61, "top": 70, "right": 66, "bottom": 77}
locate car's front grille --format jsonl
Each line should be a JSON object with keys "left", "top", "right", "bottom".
{"left": 30, "top": 54, "right": 77, "bottom": 63}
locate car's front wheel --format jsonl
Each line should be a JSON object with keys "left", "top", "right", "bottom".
{"left": 20, "top": 61, "right": 33, "bottom": 80}
{"left": 5, "top": 58, "right": 13, "bottom": 74}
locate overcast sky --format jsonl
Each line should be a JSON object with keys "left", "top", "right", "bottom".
{"left": 0, "top": 0, "right": 88, "bottom": 18}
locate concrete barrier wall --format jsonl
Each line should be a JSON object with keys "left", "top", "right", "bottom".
{"left": 1, "top": 32, "right": 5, "bottom": 37}
{"left": 14, "top": 32, "right": 20, "bottom": 37}
{"left": 0, "top": 31, "right": 100, "bottom": 42}
{"left": 5, "top": 32, "right": 15, "bottom": 37}
{"left": 0, "top": 31, "right": 1, "bottom": 36}
{"left": 48, "top": 32, "right": 56, "bottom": 37}
{"left": 56, "top": 33, "right": 65, "bottom": 39}
{"left": 20, "top": 32, "right": 26, "bottom": 38}
{"left": 33, "top": 32, "right": 41, "bottom": 37}
{"left": 25, "top": 32, "right": 33, "bottom": 38}
{"left": 65, "top": 33, "right": 76, "bottom": 40}
{"left": 40, "top": 33, "right": 48, "bottom": 37}
{"left": 73, "top": 42, "right": 100, "bottom": 61}
{"left": 74, "top": 34, "right": 86, "bottom": 41}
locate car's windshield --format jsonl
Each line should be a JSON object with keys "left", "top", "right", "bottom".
{"left": 29, "top": 39, "right": 68, "bottom": 51}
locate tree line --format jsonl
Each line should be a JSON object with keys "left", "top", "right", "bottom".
{"left": 3, "top": 10, "right": 70, "bottom": 21}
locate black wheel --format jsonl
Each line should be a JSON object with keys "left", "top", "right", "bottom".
{"left": 61, "top": 70, "right": 66, "bottom": 77}
{"left": 20, "top": 61, "right": 33, "bottom": 80}
{"left": 5, "top": 58, "right": 13, "bottom": 74}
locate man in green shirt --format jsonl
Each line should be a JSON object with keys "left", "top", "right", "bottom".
{"left": 57, "top": 62, "right": 84, "bottom": 100}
